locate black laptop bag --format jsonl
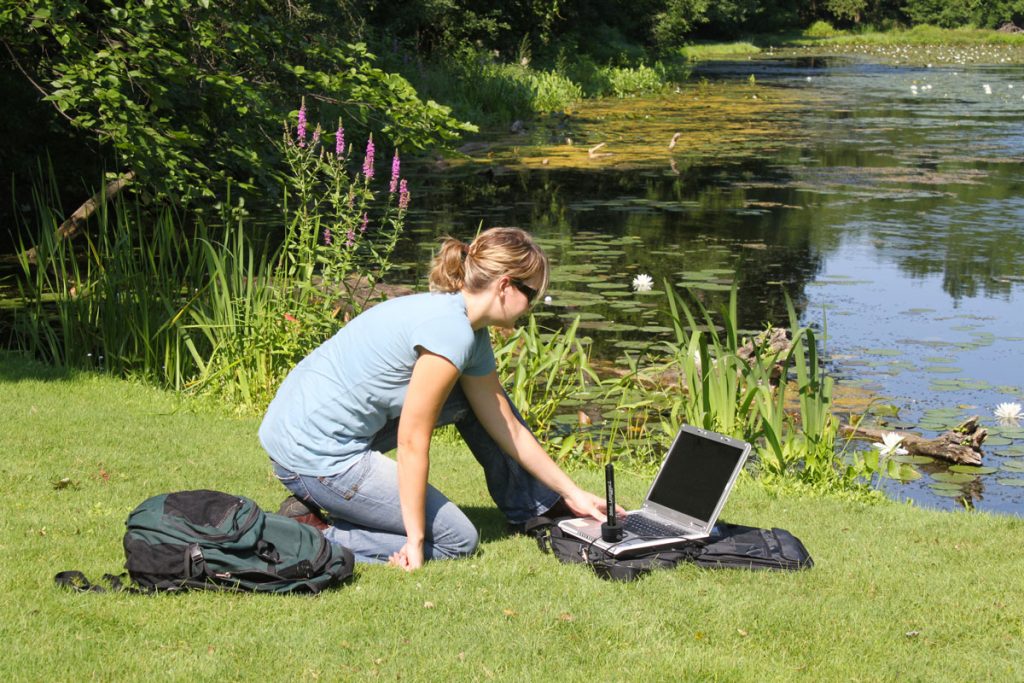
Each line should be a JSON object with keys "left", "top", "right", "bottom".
{"left": 526, "top": 517, "right": 813, "bottom": 582}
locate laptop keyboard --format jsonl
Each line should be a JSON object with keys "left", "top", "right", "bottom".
{"left": 623, "top": 514, "right": 684, "bottom": 538}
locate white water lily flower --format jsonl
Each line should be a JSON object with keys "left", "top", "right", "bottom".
{"left": 632, "top": 273, "right": 654, "bottom": 292}
{"left": 873, "top": 432, "right": 908, "bottom": 457}
{"left": 994, "top": 402, "right": 1022, "bottom": 423}
{"left": 543, "top": 295, "right": 552, "bottom": 305}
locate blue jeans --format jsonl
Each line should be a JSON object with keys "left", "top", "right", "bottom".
{"left": 270, "top": 384, "right": 560, "bottom": 564}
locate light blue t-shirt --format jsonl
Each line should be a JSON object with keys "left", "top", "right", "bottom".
{"left": 259, "top": 291, "right": 495, "bottom": 476}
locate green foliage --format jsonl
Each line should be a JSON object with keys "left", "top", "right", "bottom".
{"left": 409, "top": 50, "right": 583, "bottom": 125}
{"left": 805, "top": 20, "right": 841, "bottom": 37}
{"left": 661, "top": 285, "right": 767, "bottom": 440}
{"left": 602, "top": 64, "right": 670, "bottom": 97}
{"left": 585, "top": 283, "right": 884, "bottom": 494}
{"left": 13, "top": 111, "right": 410, "bottom": 409}
{"left": 902, "top": 0, "right": 982, "bottom": 28}
{"left": 652, "top": 0, "right": 712, "bottom": 50}
{"left": 0, "top": 0, "right": 472, "bottom": 203}
{"left": 675, "top": 41, "right": 761, "bottom": 59}
{"left": 901, "top": 0, "right": 1024, "bottom": 30}
{"left": 493, "top": 315, "right": 597, "bottom": 436}
{"left": 823, "top": 0, "right": 868, "bottom": 25}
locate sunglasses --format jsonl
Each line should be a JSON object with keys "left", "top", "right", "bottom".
{"left": 510, "top": 279, "right": 539, "bottom": 305}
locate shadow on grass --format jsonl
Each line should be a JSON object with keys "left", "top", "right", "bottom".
{"left": 461, "top": 505, "right": 525, "bottom": 543}
{"left": 0, "top": 350, "right": 73, "bottom": 383}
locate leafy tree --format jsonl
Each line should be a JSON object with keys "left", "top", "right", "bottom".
{"left": 0, "top": 0, "right": 473, "bottom": 204}
{"left": 903, "top": 0, "right": 1024, "bottom": 28}
{"left": 652, "top": 0, "right": 712, "bottom": 49}
{"left": 825, "top": 0, "right": 870, "bottom": 23}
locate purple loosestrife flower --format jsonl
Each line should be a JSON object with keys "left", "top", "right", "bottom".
{"left": 335, "top": 121, "right": 345, "bottom": 156}
{"left": 398, "top": 179, "right": 410, "bottom": 212}
{"left": 346, "top": 229, "right": 356, "bottom": 247}
{"left": 322, "top": 227, "right": 332, "bottom": 245}
{"left": 297, "top": 100, "right": 307, "bottom": 147}
{"left": 362, "top": 134, "right": 375, "bottom": 180}
{"left": 311, "top": 126, "right": 321, "bottom": 148}
{"left": 360, "top": 213, "right": 369, "bottom": 233}
{"left": 389, "top": 152, "right": 401, "bottom": 193}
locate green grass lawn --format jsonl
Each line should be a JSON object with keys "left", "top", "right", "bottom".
{"left": 1, "top": 352, "right": 1021, "bottom": 681}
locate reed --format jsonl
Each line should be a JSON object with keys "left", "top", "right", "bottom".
{"left": 493, "top": 314, "right": 597, "bottom": 437}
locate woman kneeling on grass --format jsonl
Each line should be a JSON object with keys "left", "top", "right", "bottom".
{"left": 259, "top": 227, "right": 618, "bottom": 571}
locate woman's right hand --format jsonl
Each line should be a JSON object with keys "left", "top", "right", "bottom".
{"left": 564, "top": 488, "right": 627, "bottom": 522}
{"left": 388, "top": 541, "right": 425, "bottom": 572}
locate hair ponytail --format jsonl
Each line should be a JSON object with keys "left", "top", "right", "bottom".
{"left": 428, "top": 236, "right": 468, "bottom": 292}
{"left": 428, "top": 227, "right": 549, "bottom": 297}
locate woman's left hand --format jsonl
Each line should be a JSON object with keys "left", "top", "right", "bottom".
{"left": 388, "top": 541, "right": 424, "bottom": 572}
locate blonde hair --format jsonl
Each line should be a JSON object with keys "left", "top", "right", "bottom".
{"left": 429, "top": 227, "right": 549, "bottom": 298}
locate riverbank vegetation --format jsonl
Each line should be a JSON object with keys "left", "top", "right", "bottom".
{"left": 12, "top": 154, "right": 905, "bottom": 496}
{"left": 2, "top": 356, "right": 1022, "bottom": 680}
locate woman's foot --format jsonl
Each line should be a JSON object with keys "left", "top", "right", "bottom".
{"left": 277, "top": 496, "right": 329, "bottom": 532}
{"left": 506, "top": 498, "right": 574, "bottom": 535}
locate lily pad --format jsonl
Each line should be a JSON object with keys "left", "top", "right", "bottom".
{"left": 948, "top": 465, "right": 997, "bottom": 474}
{"left": 923, "top": 408, "right": 965, "bottom": 419}
{"left": 923, "top": 366, "right": 962, "bottom": 374}
{"left": 996, "top": 445, "right": 1024, "bottom": 457}
{"left": 891, "top": 454, "right": 934, "bottom": 464}
{"left": 1001, "top": 461, "right": 1024, "bottom": 472}
{"left": 983, "top": 435, "right": 1012, "bottom": 446}
{"left": 677, "top": 281, "right": 733, "bottom": 292}
{"left": 893, "top": 467, "right": 923, "bottom": 482}
{"left": 863, "top": 348, "right": 902, "bottom": 357}
{"left": 930, "top": 472, "right": 976, "bottom": 484}
{"left": 995, "top": 478, "right": 1024, "bottom": 487}
{"left": 929, "top": 482, "right": 967, "bottom": 491}
{"left": 870, "top": 404, "right": 901, "bottom": 417}
{"left": 928, "top": 486, "right": 969, "bottom": 497}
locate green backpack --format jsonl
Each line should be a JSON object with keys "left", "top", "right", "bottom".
{"left": 57, "top": 490, "right": 354, "bottom": 594}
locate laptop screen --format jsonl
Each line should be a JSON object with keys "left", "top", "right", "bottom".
{"left": 646, "top": 428, "right": 747, "bottom": 522}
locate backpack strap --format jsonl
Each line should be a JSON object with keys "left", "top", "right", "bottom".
{"left": 54, "top": 571, "right": 140, "bottom": 593}
{"left": 523, "top": 515, "right": 554, "bottom": 553}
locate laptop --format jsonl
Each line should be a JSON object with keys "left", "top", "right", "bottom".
{"left": 557, "top": 424, "right": 750, "bottom": 557}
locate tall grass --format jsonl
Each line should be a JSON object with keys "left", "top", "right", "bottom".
{"left": 410, "top": 54, "right": 583, "bottom": 126}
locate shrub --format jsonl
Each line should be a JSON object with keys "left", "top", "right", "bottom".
{"left": 805, "top": 20, "right": 840, "bottom": 38}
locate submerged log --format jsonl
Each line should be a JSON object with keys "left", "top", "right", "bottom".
{"left": 840, "top": 416, "right": 986, "bottom": 466}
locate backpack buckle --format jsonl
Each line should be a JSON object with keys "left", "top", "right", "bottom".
{"left": 187, "top": 544, "right": 206, "bottom": 577}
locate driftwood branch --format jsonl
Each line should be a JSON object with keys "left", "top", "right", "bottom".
{"left": 23, "top": 172, "right": 135, "bottom": 264}
{"left": 737, "top": 327, "right": 792, "bottom": 386}
{"left": 841, "top": 416, "right": 987, "bottom": 466}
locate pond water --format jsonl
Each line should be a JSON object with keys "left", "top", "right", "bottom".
{"left": 402, "top": 52, "right": 1024, "bottom": 515}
